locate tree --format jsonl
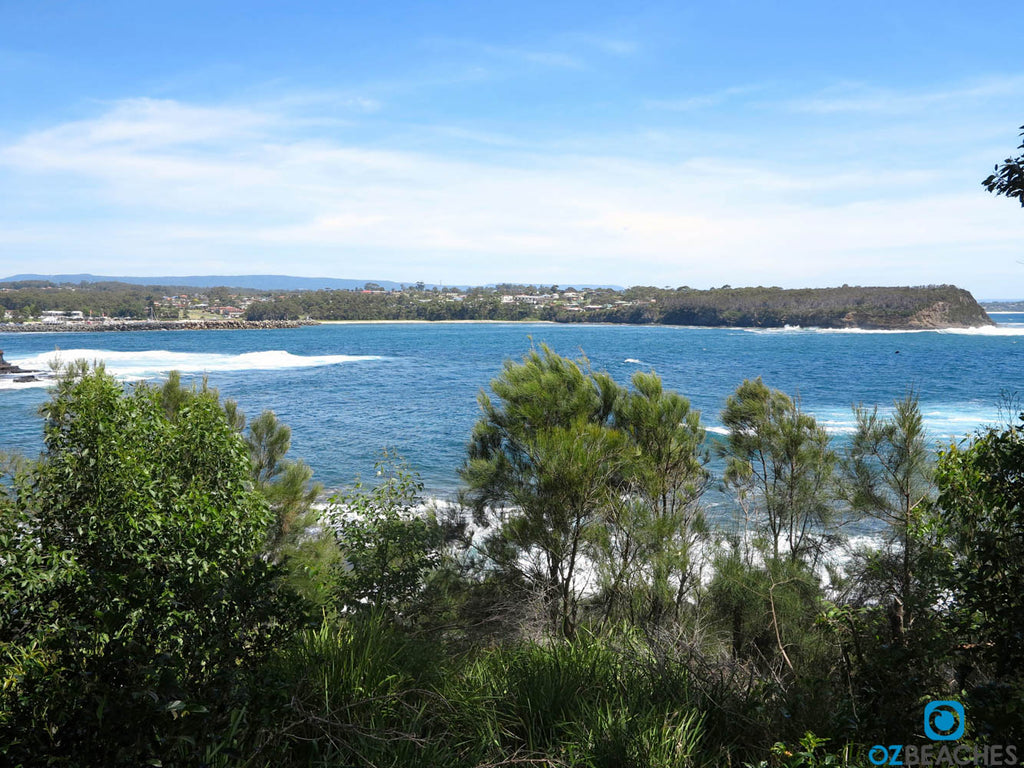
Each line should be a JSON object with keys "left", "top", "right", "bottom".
{"left": 936, "top": 415, "right": 1024, "bottom": 676}
{"left": 239, "top": 408, "right": 322, "bottom": 560}
{"left": 161, "top": 374, "right": 323, "bottom": 564}
{"left": 983, "top": 124, "right": 1024, "bottom": 206}
{"left": 461, "top": 346, "right": 713, "bottom": 636}
{"left": 600, "top": 371, "right": 710, "bottom": 624}
{"left": 460, "top": 345, "right": 625, "bottom": 636}
{"left": 327, "top": 454, "right": 443, "bottom": 612}
{"left": 615, "top": 371, "right": 709, "bottom": 530}
{"left": 246, "top": 408, "right": 293, "bottom": 483}
{"left": 706, "top": 544, "right": 823, "bottom": 670}
{"left": 712, "top": 384, "right": 839, "bottom": 706}
{"left": 0, "top": 364, "right": 304, "bottom": 766}
{"left": 721, "top": 378, "right": 837, "bottom": 565}
{"left": 932, "top": 414, "right": 1024, "bottom": 738}
{"left": 843, "top": 392, "right": 933, "bottom": 644}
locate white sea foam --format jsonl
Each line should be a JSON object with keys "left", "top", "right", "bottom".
{"left": 922, "top": 410, "right": 992, "bottom": 423}
{"left": 624, "top": 358, "right": 644, "bottom": 364}
{"left": 937, "top": 325, "right": 1024, "bottom": 336}
{"left": 705, "top": 407, "right": 1002, "bottom": 442}
{"left": 820, "top": 407, "right": 1006, "bottom": 440}
{"left": 8, "top": 348, "right": 382, "bottom": 379}
{"left": 847, "top": 534, "right": 885, "bottom": 552}
{"left": 819, "top": 421, "right": 858, "bottom": 435}
{"left": 705, "top": 422, "right": 860, "bottom": 437}
{"left": 740, "top": 326, "right": 916, "bottom": 335}
{"left": 742, "top": 324, "right": 1024, "bottom": 336}
{"left": 0, "top": 375, "right": 53, "bottom": 390}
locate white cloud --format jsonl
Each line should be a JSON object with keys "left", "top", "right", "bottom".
{"left": 424, "top": 38, "right": 585, "bottom": 71}
{"left": 2, "top": 91, "right": 1023, "bottom": 296}
{"left": 27, "top": 98, "right": 270, "bottom": 150}
{"left": 644, "top": 85, "right": 762, "bottom": 112}
{"left": 789, "top": 75, "right": 1024, "bottom": 115}
{"left": 574, "top": 35, "right": 638, "bottom": 56}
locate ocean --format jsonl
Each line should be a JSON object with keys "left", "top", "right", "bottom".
{"left": 2, "top": 316, "right": 1023, "bottom": 501}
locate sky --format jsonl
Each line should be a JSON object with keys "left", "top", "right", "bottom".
{"left": 1, "top": 1, "right": 1023, "bottom": 298}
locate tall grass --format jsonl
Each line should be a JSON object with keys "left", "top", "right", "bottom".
{"left": 458, "top": 633, "right": 705, "bottom": 767}
{"left": 251, "top": 612, "right": 448, "bottom": 766}
{"left": 247, "top": 614, "right": 711, "bottom": 767}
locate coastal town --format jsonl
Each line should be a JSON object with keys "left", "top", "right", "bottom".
{"left": 0, "top": 278, "right": 996, "bottom": 330}
{"left": 0, "top": 280, "right": 656, "bottom": 327}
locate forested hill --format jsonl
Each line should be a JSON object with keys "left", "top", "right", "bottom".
{"left": 244, "top": 284, "right": 991, "bottom": 329}
{"left": 646, "top": 284, "right": 993, "bottom": 329}
{"left": 0, "top": 280, "right": 992, "bottom": 329}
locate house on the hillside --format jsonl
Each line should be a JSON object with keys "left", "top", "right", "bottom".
{"left": 211, "top": 306, "right": 244, "bottom": 318}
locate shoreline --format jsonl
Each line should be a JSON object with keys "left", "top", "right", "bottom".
{"left": 0, "top": 317, "right": 1004, "bottom": 333}
{"left": 314, "top": 319, "right": 556, "bottom": 325}
{"left": 314, "top": 318, "right": 996, "bottom": 330}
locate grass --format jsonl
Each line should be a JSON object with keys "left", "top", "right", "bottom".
{"left": 244, "top": 614, "right": 714, "bottom": 767}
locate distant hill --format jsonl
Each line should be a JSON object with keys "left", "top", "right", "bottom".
{"left": 647, "top": 285, "right": 993, "bottom": 329}
{"left": 0, "top": 278, "right": 991, "bottom": 329}
{"left": 980, "top": 300, "right": 1024, "bottom": 312}
{"left": 0, "top": 273, "right": 408, "bottom": 291}
{"left": 0, "top": 274, "right": 623, "bottom": 292}
{"left": 237, "top": 283, "right": 991, "bottom": 329}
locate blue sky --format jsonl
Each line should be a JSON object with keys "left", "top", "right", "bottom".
{"left": 1, "top": 1, "right": 1023, "bottom": 297}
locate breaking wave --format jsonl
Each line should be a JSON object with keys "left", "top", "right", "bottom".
{"left": 704, "top": 405, "right": 1001, "bottom": 442}
{"left": 7, "top": 348, "right": 382, "bottom": 379}
{"left": 742, "top": 324, "right": 1024, "bottom": 336}
{"left": 0, "top": 376, "right": 54, "bottom": 390}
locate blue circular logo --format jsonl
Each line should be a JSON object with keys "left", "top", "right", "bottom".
{"left": 924, "top": 700, "right": 965, "bottom": 741}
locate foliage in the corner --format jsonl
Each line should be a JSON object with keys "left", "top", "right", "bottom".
{"left": 983, "top": 124, "right": 1024, "bottom": 207}
{"left": 0, "top": 364, "right": 306, "bottom": 766}
{"left": 936, "top": 413, "right": 1024, "bottom": 738}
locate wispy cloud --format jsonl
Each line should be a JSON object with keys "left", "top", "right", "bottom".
{"left": 789, "top": 75, "right": 1024, "bottom": 115}
{"left": 428, "top": 31, "right": 636, "bottom": 75}
{"left": 644, "top": 85, "right": 762, "bottom": 112}
{"left": 9, "top": 98, "right": 272, "bottom": 153}
{"left": 425, "top": 124, "right": 528, "bottom": 148}
{"left": 2, "top": 91, "right": 1023, "bottom": 294}
{"left": 264, "top": 90, "right": 384, "bottom": 115}
{"left": 574, "top": 34, "right": 638, "bottom": 56}
{"left": 424, "top": 37, "right": 585, "bottom": 71}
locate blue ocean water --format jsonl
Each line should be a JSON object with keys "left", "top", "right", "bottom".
{"left": 2, "top": 317, "right": 1023, "bottom": 497}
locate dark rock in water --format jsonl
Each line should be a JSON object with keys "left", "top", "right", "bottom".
{"left": 0, "top": 350, "right": 32, "bottom": 374}
{"left": 0, "top": 352, "right": 37, "bottom": 376}
{"left": 13, "top": 374, "right": 41, "bottom": 383}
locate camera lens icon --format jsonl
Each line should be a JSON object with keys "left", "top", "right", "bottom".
{"left": 924, "top": 701, "right": 965, "bottom": 741}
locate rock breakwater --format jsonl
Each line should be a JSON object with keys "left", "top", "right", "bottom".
{"left": 0, "top": 319, "right": 317, "bottom": 333}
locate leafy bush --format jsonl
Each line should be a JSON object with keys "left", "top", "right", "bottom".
{"left": 328, "top": 453, "right": 444, "bottom": 613}
{"left": 0, "top": 365, "right": 305, "bottom": 766}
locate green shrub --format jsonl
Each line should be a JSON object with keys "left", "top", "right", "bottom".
{"left": 0, "top": 366, "right": 304, "bottom": 766}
